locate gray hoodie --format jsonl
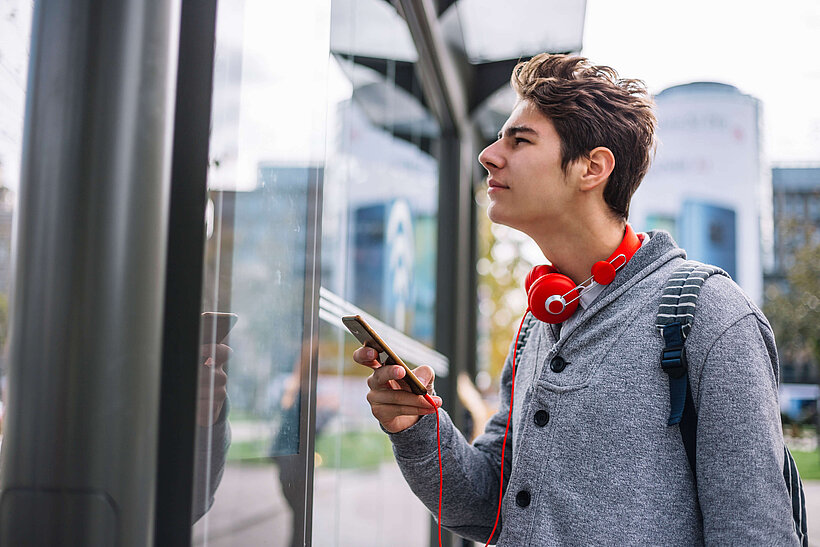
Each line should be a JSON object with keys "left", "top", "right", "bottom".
{"left": 389, "top": 231, "right": 799, "bottom": 545}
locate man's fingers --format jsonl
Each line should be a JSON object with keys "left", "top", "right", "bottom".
{"left": 199, "top": 369, "right": 227, "bottom": 389}
{"left": 353, "top": 345, "right": 381, "bottom": 368}
{"left": 201, "top": 343, "right": 232, "bottom": 365}
{"left": 367, "top": 365, "right": 407, "bottom": 390}
{"left": 366, "top": 384, "right": 442, "bottom": 409}
{"left": 371, "top": 403, "right": 437, "bottom": 422}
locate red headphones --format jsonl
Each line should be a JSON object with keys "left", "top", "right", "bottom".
{"left": 525, "top": 224, "right": 641, "bottom": 323}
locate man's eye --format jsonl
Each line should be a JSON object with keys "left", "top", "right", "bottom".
{"left": 514, "top": 138, "right": 529, "bottom": 145}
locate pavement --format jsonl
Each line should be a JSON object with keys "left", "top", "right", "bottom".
{"left": 805, "top": 481, "right": 820, "bottom": 546}
{"left": 192, "top": 461, "right": 428, "bottom": 546}
{"left": 194, "top": 463, "right": 820, "bottom": 546}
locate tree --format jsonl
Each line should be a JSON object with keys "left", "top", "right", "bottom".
{"left": 764, "top": 222, "right": 820, "bottom": 381}
{"left": 475, "top": 190, "right": 543, "bottom": 387}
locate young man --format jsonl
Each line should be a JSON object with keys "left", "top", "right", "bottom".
{"left": 353, "top": 54, "right": 799, "bottom": 545}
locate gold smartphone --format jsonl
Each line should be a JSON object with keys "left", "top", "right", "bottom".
{"left": 342, "top": 314, "right": 428, "bottom": 395}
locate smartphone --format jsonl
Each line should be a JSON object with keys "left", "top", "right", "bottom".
{"left": 342, "top": 314, "right": 428, "bottom": 396}
{"left": 200, "top": 311, "right": 239, "bottom": 344}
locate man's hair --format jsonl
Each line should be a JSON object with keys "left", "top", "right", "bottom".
{"left": 511, "top": 54, "right": 656, "bottom": 220}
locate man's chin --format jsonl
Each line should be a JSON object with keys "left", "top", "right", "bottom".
{"left": 486, "top": 205, "right": 511, "bottom": 227}
{"left": 487, "top": 208, "right": 531, "bottom": 237}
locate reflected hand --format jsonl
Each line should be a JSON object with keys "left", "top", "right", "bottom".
{"left": 198, "top": 343, "right": 231, "bottom": 426}
{"left": 353, "top": 346, "right": 441, "bottom": 434}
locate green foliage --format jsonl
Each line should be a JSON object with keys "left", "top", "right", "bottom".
{"left": 314, "top": 430, "right": 393, "bottom": 470}
{"left": 226, "top": 438, "right": 272, "bottom": 462}
{"left": 791, "top": 449, "right": 820, "bottom": 481}
{"left": 226, "top": 430, "right": 394, "bottom": 469}
{"left": 764, "top": 223, "right": 820, "bottom": 372}
{"left": 475, "top": 192, "right": 539, "bottom": 382}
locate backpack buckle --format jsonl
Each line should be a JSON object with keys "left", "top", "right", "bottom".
{"left": 660, "top": 345, "right": 688, "bottom": 379}
{"left": 660, "top": 322, "right": 688, "bottom": 379}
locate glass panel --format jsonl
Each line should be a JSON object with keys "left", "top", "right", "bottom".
{"left": 191, "top": 0, "right": 329, "bottom": 545}
{"left": 311, "top": 0, "right": 442, "bottom": 545}
{"left": 330, "top": 0, "right": 418, "bottom": 62}
{"left": 0, "top": 0, "right": 34, "bottom": 451}
{"left": 440, "top": 0, "right": 586, "bottom": 63}
{"left": 191, "top": 0, "right": 441, "bottom": 544}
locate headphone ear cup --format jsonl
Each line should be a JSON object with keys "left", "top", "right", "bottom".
{"left": 528, "top": 273, "right": 580, "bottom": 324}
{"left": 525, "top": 264, "right": 558, "bottom": 293}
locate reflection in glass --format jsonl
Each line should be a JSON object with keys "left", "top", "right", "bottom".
{"left": 0, "top": 0, "right": 32, "bottom": 455}
{"left": 191, "top": 0, "right": 443, "bottom": 543}
{"left": 191, "top": 0, "right": 329, "bottom": 544}
{"left": 311, "top": 0, "right": 442, "bottom": 545}
{"left": 230, "top": 166, "right": 319, "bottom": 458}
{"left": 193, "top": 167, "right": 323, "bottom": 546}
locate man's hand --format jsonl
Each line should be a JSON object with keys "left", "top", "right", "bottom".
{"left": 198, "top": 343, "right": 231, "bottom": 426}
{"left": 353, "top": 346, "right": 441, "bottom": 433}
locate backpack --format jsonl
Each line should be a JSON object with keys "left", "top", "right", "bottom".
{"left": 656, "top": 261, "right": 808, "bottom": 546}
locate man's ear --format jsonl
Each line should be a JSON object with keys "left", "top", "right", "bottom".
{"left": 578, "top": 147, "right": 615, "bottom": 191}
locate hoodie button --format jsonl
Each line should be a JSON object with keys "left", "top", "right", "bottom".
{"left": 550, "top": 356, "right": 566, "bottom": 373}
{"left": 534, "top": 410, "right": 550, "bottom": 427}
{"left": 516, "top": 490, "right": 531, "bottom": 507}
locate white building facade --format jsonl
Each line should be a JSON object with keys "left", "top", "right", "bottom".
{"left": 630, "top": 82, "right": 770, "bottom": 303}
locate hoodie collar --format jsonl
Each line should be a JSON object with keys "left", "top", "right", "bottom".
{"left": 555, "top": 230, "right": 686, "bottom": 342}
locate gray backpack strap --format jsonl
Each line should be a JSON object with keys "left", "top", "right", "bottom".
{"left": 656, "top": 261, "right": 728, "bottom": 479}
{"left": 656, "top": 261, "right": 728, "bottom": 427}
{"left": 656, "top": 261, "right": 728, "bottom": 337}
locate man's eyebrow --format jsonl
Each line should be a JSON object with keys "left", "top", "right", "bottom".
{"left": 497, "top": 125, "right": 539, "bottom": 140}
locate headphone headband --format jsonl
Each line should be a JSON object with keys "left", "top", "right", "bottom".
{"left": 591, "top": 224, "right": 641, "bottom": 285}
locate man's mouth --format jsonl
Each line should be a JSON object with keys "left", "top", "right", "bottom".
{"left": 488, "top": 178, "right": 509, "bottom": 189}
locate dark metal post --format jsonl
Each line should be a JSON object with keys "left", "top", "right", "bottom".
{"left": 154, "top": 0, "right": 218, "bottom": 543}
{"left": 0, "top": 1, "right": 181, "bottom": 544}
{"left": 397, "top": 2, "right": 478, "bottom": 545}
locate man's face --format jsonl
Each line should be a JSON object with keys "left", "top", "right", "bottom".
{"left": 478, "top": 100, "right": 575, "bottom": 235}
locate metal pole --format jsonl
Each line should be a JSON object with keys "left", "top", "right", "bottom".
{"left": 154, "top": 0, "right": 218, "bottom": 543}
{"left": 396, "top": 2, "right": 478, "bottom": 545}
{"left": 0, "top": 0, "right": 181, "bottom": 544}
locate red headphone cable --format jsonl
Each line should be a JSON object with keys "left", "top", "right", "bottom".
{"left": 420, "top": 311, "right": 525, "bottom": 547}
{"left": 422, "top": 392, "right": 443, "bottom": 547}
{"left": 484, "top": 312, "right": 527, "bottom": 546}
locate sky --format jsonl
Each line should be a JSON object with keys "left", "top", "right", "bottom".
{"left": 581, "top": 0, "right": 820, "bottom": 165}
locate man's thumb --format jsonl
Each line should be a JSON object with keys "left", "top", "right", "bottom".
{"left": 413, "top": 365, "right": 435, "bottom": 390}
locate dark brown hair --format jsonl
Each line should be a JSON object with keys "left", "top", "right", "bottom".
{"left": 511, "top": 54, "right": 656, "bottom": 220}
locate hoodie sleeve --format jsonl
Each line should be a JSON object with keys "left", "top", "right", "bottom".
{"left": 387, "top": 338, "right": 517, "bottom": 543}
{"left": 191, "top": 399, "right": 231, "bottom": 524}
{"left": 690, "top": 280, "right": 799, "bottom": 545}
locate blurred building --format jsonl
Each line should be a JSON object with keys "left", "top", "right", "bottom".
{"left": 630, "top": 82, "right": 769, "bottom": 303}
{"left": 765, "top": 165, "right": 820, "bottom": 384}
{"left": 769, "top": 166, "right": 820, "bottom": 275}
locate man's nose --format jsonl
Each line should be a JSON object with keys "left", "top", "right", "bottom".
{"left": 478, "top": 141, "right": 504, "bottom": 171}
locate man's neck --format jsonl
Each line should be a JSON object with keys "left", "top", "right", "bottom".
{"left": 532, "top": 216, "right": 626, "bottom": 285}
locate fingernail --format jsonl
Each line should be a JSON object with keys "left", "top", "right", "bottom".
{"left": 434, "top": 397, "right": 442, "bottom": 407}
{"left": 366, "top": 348, "right": 376, "bottom": 359}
